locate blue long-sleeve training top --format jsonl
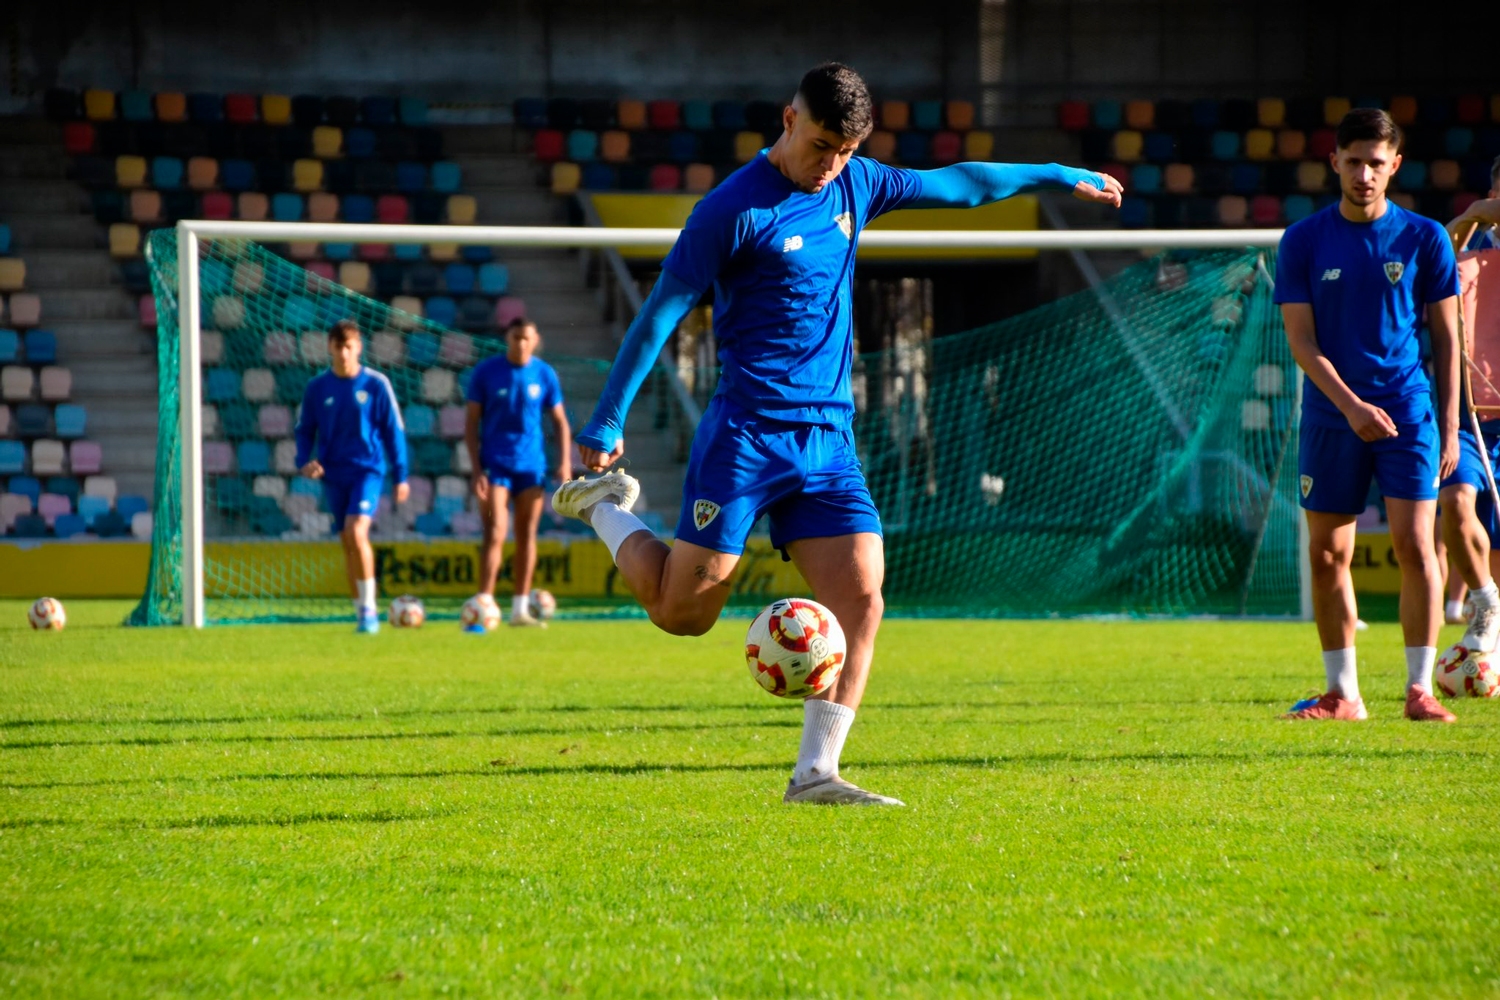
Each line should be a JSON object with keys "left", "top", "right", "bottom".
{"left": 294, "top": 367, "right": 409, "bottom": 483}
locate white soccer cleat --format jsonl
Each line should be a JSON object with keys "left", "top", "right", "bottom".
{"left": 782, "top": 775, "right": 905, "bottom": 806}
{"left": 1462, "top": 600, "right": 1499, "bottom": 653}
{"left": 508, "top": 609, "right": 547, "bottom": 629}
{"left": 551, "top": 471, "right": 641, "bottom": 521}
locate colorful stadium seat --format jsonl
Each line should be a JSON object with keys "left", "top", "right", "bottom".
{"left": 1388, "top": 95, "right": 1417, "bottom": 126}
{"left": 1124, "top": 100, "right": 1155, "bottom": 130}
{"left": 1164, "top": 163, "right": 1194, "bottom": 194}
{"left": 963, "top": 131, "right": 994, "bottom": 161}
{"left": 271, "top": 192, "right": 304, "bottom": 222}
{"left": 0, "top": 331, "right": 16, "bottom": 365}
{"left": 0, "top": 441, "right": 24, "bottom": 475}
{"left": 649, "top": 164, "right": 681, "bottom": 191}
{"left": 377, "top": 194, "right": 410, "bottom": 224}
{"left": 0, "top": 259, "right": 23, "bottom": 292}
{"left": 31, "top": 439, "right": 66, "bottom": 476}
{"left": 682, "top": 100, "right": 713, "bottom": 131}
{"left": 53, "top": 404, "right": 86, "bottom": 439}
{"left": 119, "top": 90, "right": 152, "bottom": 122}
{"left": 8, "top": 294, "right": 41, "bottom": 327}
{"left": 395, "top": 161, "right": 427, "bottom": 193}
{"left": 495, "top": 296, "right": 526, "bottom": 329}
{"left": 1131, "top": 164, "right": 1162, "bottom": 194}
{"left": 38, "top": 366, "right": 70, "bottom": 401}
{"left": 1250, "top": 194, "right": 1282, "bottom": 226}
{"left": 115, "top": 155, "right": 147, "bottom": 187}
{"left": 37, "top": 492, "right": 70, "bottom": 527}
{"left": 946, "top": 101, "right": 975, "bottom": 131}
{"left": 1092, "top": 100, "right": 1122, "bottom": 130}
{"left": 63, "top": 121, "right": 95, "bottom": 155}
{"left": 346, "top": 127, "right": 377, "bottom": 159}
{"left": 1256, "top": 98, "right": 1286, "bottom": 128}
{"left": 1111, "top": 130, "right": 1144, "bottom": 162}
{"left": 912, "top": 101, "right": 943, "bottom": 131}
{"left": 684, "top": 163, "right": 715, "bottom": 193}
{"left": 648, "top": 100, "right": 681, "bottom": 130}
{"left": 1244, "top": 129, "right": 1275, "bottom": 161}
{"left": 292, "top": 159, "right": 324, "bottom": 192}
{"left": 1276, "top": 130, "right": 1306, "bottom": 159}
{"left": 712, "top": 101, "right": 748, "bottom": 131}
{"left": 446, "top": 195, "right": 477, "bottom": 225}
{"left": 83, "top": 89, "right": 116, "bottom": 121}
{"left": 1323, "top": 97, "right": 1351, "bottom": 127}
{"left": 15, "top": 404, "right": 49, "bottom": 436}
{"left": 431, "top": 161, "right": 461, "bottom": 193}
{"left": 931, "top": 132, "right": 961, "bottom": 165}
{"left": 879, "top": 100, "right": 910, "bottom": 131}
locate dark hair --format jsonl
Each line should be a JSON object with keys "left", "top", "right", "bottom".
{"left": 505, "top": 316, "right": 536, "bottom": 335}
{"left": 328, "top": 319, "right": 361, "bottom": 344}
{"left": 795, "top": 62, "right": 873, "bottom": 140}
{"left": 1335, "top": 107, "right": 1403, "bottom": 152}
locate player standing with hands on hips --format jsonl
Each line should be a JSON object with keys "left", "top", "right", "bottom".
{"left": 465, "top": 317, "right": 571, "bottom": 628}
{"left": 551, "top": 62, "right": 1122, "bottom": 803}
{"left": 1278, "top": 109, "right": 1463, "bottom": 721}
{"left": 295, "top": 319, "right": 410, "bottom": 634}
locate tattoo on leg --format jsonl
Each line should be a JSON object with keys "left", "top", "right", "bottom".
{"left": 694, "top": 565, "right": 732, "bottom": 588}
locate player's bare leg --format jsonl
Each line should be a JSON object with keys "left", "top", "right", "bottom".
{"left": 478, "top": 484, "right": 511, "bottom": 597}
{"left": 1286, "top": 511, "right": 1366, "bottom": 719}
{"left": 341, "top": 514, "right": 378, "bottom": 633}
{"left": 782, "top": 532, "right": 902, "bottom": 806}
{"left": 1387, "top": 497, "right": 1455, "bottom": 721}
{"left": 1439, "top": 484, "right": 1499, "bottom": 650}
{"left": 509, "top": 486, "right": 546, "bottom": 626}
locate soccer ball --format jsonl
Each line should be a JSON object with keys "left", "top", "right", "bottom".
{"left": 745, "top": 598, "right": 846, "bottom": 699}
{"left": 461, "top": 593, "right": 501, "bottom": 632}
{"left": 1435, "top": 643, "right": 1500, "bottom": 698}
{"left": 28, "top": 597, "right": 66, "bottom": 631}
{"left": 387, "top": 594, "right": 425, "bottom": 628}
{"left": 529, "top": 589, "right": 557, "bottom": 620}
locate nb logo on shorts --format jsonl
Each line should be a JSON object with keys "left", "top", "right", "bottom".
{"left": 692, "top": 499, "right": 721, "bottom": 530}
{"left": 1321, "top": 269, "right": 1341, "bottom": 281}
{"left": 782, "top": 235, "right": 803, "bottom": 253}
{"left": 1300, "top": 474, "right": 1313, "bottom": 498}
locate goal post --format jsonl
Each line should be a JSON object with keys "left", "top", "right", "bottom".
{"left": 149, "top": 220, "right": 1291, "bottom": 628}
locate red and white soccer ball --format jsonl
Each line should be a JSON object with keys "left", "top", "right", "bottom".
{"left": 461, "top": 593, "right": 501, "bottom": 632}
{"left": 745, "top": 598, "right": 846, "bottom": 699}
{"left": 528, "top": 589, "right": 557, "bottom": 621}
{"left": 387, "top": 594, "right": 425, "bottom": 628}
{"left": 28, "top": 597, "right": 66, "bottom": 631}
{"left": 1435, "top": 643, "right": 1500, "bottom": 698}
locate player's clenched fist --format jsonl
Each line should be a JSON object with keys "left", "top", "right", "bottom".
{"left": 580, "top": 440, "right": 625, "bottom": 473}
{"left": 1342, "top": 400, "right": 1398, "bottom": 442}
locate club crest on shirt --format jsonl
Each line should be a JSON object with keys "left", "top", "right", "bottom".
{"left": 835, "top": 212, "right": 853, "bottom": 240}
{"left": 1384, "top": 261, "right": 1404, "bottom": 285}
{"left": 1300, "top": 474, "right": 1313, "bottom": 498}
{"left": 528, "top": 383, "right": 541, "bottom": 399}
{"left": 355, "top": 390, "right": 369, "bottom": 405}
{"left": 692, "top": 499, "right": 721, "bottom": 530}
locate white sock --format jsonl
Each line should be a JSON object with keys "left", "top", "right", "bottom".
{"left": 1405, "top": 646, "right": 1437, "bottom": 693}
{"left": 1446, "top": 599, "right": 1466, "bottom": 620}
{"left": 512, "top": 594, "right": 528, "bottom": 619}
{"left": 793, "top": 700, "right": 855, "bottom": 786}
{"left": 590, "top": 501, "right": 650, "bottom": 561}
{"left": 1471, "top": 582, "right": 1498, "bottom": 608}
{"left": 356, "top": 577, "right": 376, "bottom": 614}
{"left": 1322, "top": 648, "right": 1359, "bottom": 702}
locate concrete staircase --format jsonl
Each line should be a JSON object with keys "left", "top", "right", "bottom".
{"left": 0, "top": 118, "right": 160, "bottom": 502}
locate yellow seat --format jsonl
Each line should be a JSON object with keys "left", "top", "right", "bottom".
{"left": 963, "top": 130, "right": 994, "bottom": 161}
{"left": 864, "top": 131, "right": 897, "bottom": 163}
{"left": 338, "top": 262, "right": 371, "bottom": 294}
{"left": 108, "top": 223, "right": 141, "bottom": 258}
{"left": 1110, "top": 130, "right": 1144, "bottom": 162}
{"left": 128, "top": 189, "right": 162, "bottom": 222}
{"left": 83, "top": 89, "right": 116, "bottom": 121}
{"left": 1276, "top": 130, "right": 1306, "bottom": 160}
{"left": 1295, "top": 161, "right": 1327, "bottom": 192}
{"left": 307, "top": 192, "right": 339, "bottom": 222}
{"left": 115, "top": 155, "right": 148, "bottom": 188}
{"left": 550, "top": 162, "right": 581, "bottom": 195}
{"left": 311, "top": 126, "right": 343, "bottom": 159}
{"left": 1323, "top": 97, "right": 1351, "bottom": 126}
{"left": 0, "top": 258, "right": 25, "bottom": 292}
{"left": 599, "top": 130, "right": 631, "bottom": 163}
{"left": 1257, "top": 98, "right": 1286, "bottom": 128}
{"left": 154, "top": 92, "right": 187, "bottom": 123}
{"left": 237, "top": 192, "right": 269, "bottom": 221}
{"left": 446, "top": 195, "right": 477, "bottom": 225}
{"left": 187, "top": 156, "right": 219, "bottom": 190}
{"left": 291, "top": 158, "right": 324, "bottom": 192}
{"left": 261, "top": 94, "right": 292, "bottom": 125}
{"left": 734, "top": 131, "right": 764, "bottom": 163}
{"left": 1124, "top": 100, "right": 1155, "bottom": 130}
{"left": 684, "top": 163, "right": 715, "bottom": 193}
{"left": 1243, "top": 129, "right": 1275, "bottom": 161}
{"left": 616, "top": 100, "right": 647, "bottom": 130}
{"left": 429, "top": 243, "right": 458, "bottom": 263}
{"left": 1388, "top": 96, "right": 1417, "bottom": 126}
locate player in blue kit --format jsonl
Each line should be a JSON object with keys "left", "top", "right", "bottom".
{"left": 1277, "top": 109, "right": 1462, "bottom": 722}
{"left": 295, "top": 320, "right": 410, "bottom": 634}
{"left": 464, "top": 317, "right": 571, "bottom": 628}
{"left": 551, "top": 63, "right": 1122, "bottom": 804}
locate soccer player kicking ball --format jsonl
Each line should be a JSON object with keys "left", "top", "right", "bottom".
{"left": 464, "top": 318, "right": 571, "bottom": 628}
{"left": 295, "top": 319, "right": 410, "bottom": 634}
{"left": 552, "top": 62, "right": 1122, "bottom": 803}
{"left": 1278, "top": 109, "right": 1462, "bottom": 722}
{"left": 1436, "top": 157, "right": 1500, "bottom": 652}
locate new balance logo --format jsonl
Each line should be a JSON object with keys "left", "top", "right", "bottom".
{"left": 782, "top": 235, "right": 803, "bottom": 253}
{"left": 1321, "top": 269, "right": 1341, "bottom": 281}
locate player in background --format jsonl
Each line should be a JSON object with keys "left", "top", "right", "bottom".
{"left": 551, "top": 62, "right": 1122, "bottom": 803}
{"left": 1278, "top": 109, "right": 1462, "bottom": 721}
{"left": 465, "top": 318, "right": 571, "bottom": 628}
{"left": 295, "top": 319, "right": 410, "bottom": 634}
{"left": 1437, "top": 155, "right": 1500, "bottom": 646}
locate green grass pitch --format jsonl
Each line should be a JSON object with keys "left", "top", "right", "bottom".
{"left": 2, "top": 599, "right": 1497, "bottom": 997}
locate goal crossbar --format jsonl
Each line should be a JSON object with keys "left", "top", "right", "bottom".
{"left": 171, "top": 221, "right": 1288, "bottom": 627}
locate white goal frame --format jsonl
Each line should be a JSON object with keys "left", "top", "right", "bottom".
{"left": 173, "top": 221, "right": 1288, "bottom": 627}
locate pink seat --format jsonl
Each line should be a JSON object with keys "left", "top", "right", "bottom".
{"left": 439, "top": 333, "right": 474, "bottom": 368}
{"left": 357, "top": 243, "right": 391, "bottom": 262}
{"left": 406, "top": 476, "right": 434, "bottom": 513}
{"left": 37, "top": 492, "right": 71, "bottom": 526}
{"left": 1, "top": 493, "right": 32, "bottom": 531}
{"left": 306, "top": 261, "right": 337, "bottom": 285}
{"left": 439, "top": 404, "right": 466, "bottom": 438}
{"left": 494, "top": 296, "right": 527, "bottom": 329}
{"left": 38, "top": 366, "right": 71, "bottom": 401}
{"left": 649, "top": 164, "right": 681, "bottom": 191}
{"left": 258, "top": 404, "right": 292, "bottom": 437}
{"left": 263, "top": 331, "right": 297, "bottom": 364}
{"left": 69, "top": 440, "right": 103, "bottom": 475}
{"left": 0, "top": 404, "right": 8, "bottom": 435}
{"left": 138, "top": 295, "right": 157, "bottom": 327}
{"left": 203, "top": 441, "right": 234, "bottom": 474}
{"left": 7, "top": 294, "right": 41, "bottom": 328}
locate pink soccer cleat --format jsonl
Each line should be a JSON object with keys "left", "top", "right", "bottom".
{"left": 1404, "top": 684, "right": 1456, "bottom": 723}
{"left": 1283, "top": 691, "right": 1367, "bottom": 720}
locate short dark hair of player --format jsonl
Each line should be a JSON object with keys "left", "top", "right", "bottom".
{"left": 328, "top": 319, "right": 361, "bottom": 345}
{"left": 504, "top": 316, "right": 536, "bottom": 335}
{"left": 1335, "top": 108, "right": 1402, "bottom": 152}
{"left": 796, "top": 62, "right": 874, "bottom": 141}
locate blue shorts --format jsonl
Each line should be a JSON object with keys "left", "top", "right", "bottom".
{"left": 1298, "top": 413, "right": 1440, "bottom": 514}
{"left": 675, "top": 398, "right": 882, "bottom": 556}
{"left": 484, "top": 464, "right": 546, "bottom": 494}
{"left": 323, "top": 473, "right": 384, "bottom": 523}
{"left": 1440, "top": 425, "right": 1500, "bottom": 543}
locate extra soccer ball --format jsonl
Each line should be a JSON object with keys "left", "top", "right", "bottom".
{"left": 28, "top": 597, "right": 66, "bottom": 631}
{"left": 1435, "top": 643, "right": 1500, "bottom": 698}
{"left": 387, "top": 594, "right": 426, "bottom": 628}
{"left": 745, "top": 598, "right": 846, "bottom": 699}
{"left": 461, "top": 593, "right": 501, "bottom": 632}
{"left": 528, "top": 589, "right": 557, "bottom": 621}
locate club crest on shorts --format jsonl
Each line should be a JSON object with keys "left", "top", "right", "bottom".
{"left": 835, "top": 212, "right": 853, "bottom": 240}
{"left": 1300, "top": 474, "right": 1313, "bottom": 498}
{"left": 1384, "top": 261, "right": 1404, "bottom": 285}
{"left": 692, "top": 499, "right": 721, "bottom": 530}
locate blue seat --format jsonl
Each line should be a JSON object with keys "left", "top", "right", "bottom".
{"left": 219, "top": 402, "right": 256, "bottom": 438}
{"left": 206, "top": 367, "right": 241, "bottom": 402}
{"left": 433, "top": 495, "right": 463, "bottom": 521}
{"left": 323, "top": 242, "right": 355, "bottom": 261}
{"left": 0, "top": 224, "right": 9, "bottom": 255}
{"left": 93, "top": 510, "right": 129, "bottom": 538}
{"left": 668, "top": 131, "right": 699, "bottom": 164}
{"left": 212, "top": 477, "right": 248, "bottom": 514}
{"left": 395, "top": 161, "right": 427, "bottom": 193}
{"left": 290, "top": 475, "right": 320, "bottom": 496}
{"left": 1230, "top": 164, "right": 1262, "bottom": 196}
{"left": 24, "top": 330, "right": 57, "bottom": 366}
{"left": 407, "top": 331, "right": 440, "bottom": 367}
{"left": 120, "top": 90, "right": 153, "bottom": 122}
{"left": 281, "top": 295, "right": 318, "bottom": 330}
{"left": 443, "top": 264, "right": 475, "bottom": 295}
{"left": 77, "top": 493, "right": 110, "bottom": 527}
{"left": 52, "top": 513, "right": 87, "bottom": 539}
{"left": 0, "top": 330, "right": 17, "bottom": 364}
{"left": 431, "top": 161, "right": 461, "bottom": 193}
{"left": 8, "top": 475, "right": 40, "bottom": 502}
{"left": 359, "top": 96, "right": 397, "bottom": 126}
{"left": 1119, "top": 199, "right": 1152, "bottom": 229}
{"left": 912, "top": 100, "right": 943, "bottom": 130}
{"left": 415, "top": 511, "right": 448, "bottom": 536}
{"left": 460, "top": 245, "right": 493, "bottom": 264}
{"left": 221, "top": 159, "right": 256, "bottom": 191}
{"left": 342, "top": 194, "right": 375, "bottom": 224}
{"left": 896, "top": 132, "right": 930, "bottom": 166}
{"left": 477, "top": 263, "right": 509, "bottom": 296}
{"left": 393, "top": 243, "right": 423, "bottom": 262}
{"left": 408, "top": 263, "right": 441, "bottom": 295}
{"left": 712, "top": 101, "right": 748, "bottom": 130}
{"left": 345, "top": 127, "right": 377, "bottom": 159}
{"left": 271, "top": 193, "right": 303, "bottom": 222}
{"left": 54, "top": 403, "right": 86, "bottom": 438}
{"left": 398, "top": 98, "right": 428, "bottom": 125}
{"left": 0, "top": 441, "right": 24, "bottom": 475}
{"left": 424, "top": 297, "right": 457, "bottom": 329}
{"left": 237, "top": 441, "right": 270, "bottom": 475}
{"left": 1445, "top": 128, "right": 1474, "bottom": 157}
{"left": 1143, "top": 132, "right": 1175, "bottom": 163}
{"left": 45, "top": 475, "right": 79, "bottom": 503}
{"left": 682, "top": 100, "right": 713, "bottom": 131}
{"left": 1284, "top": 194, "right": 1315, "bottom": 222}
{"left": 1190, "top": 99, "right": 1220, "bottom": 129}
{"left": 252, "top": 505, "right": 292, "bottom": 537}
{"left": 152, "top": 156, "right": 184, "bottom": 189}
{"left": 581, "top": 163, "right": 616, "bottom": 190}
{"left": 513, "top": 97, "right": 548, "bottom": 128}
{"left": 187, "top": 93, "right": 223, "bottom": 123}
{"left": 12, "top": 513, "right": 47, "bottom": 538}
{"left": 1209, "top": 131, "right": 1239, "bottom": 160}
{"left": 1130, "top": 164, "right": 1162, "bottom": 194}
{"left": 1397, "top": 161, "right": 1427, "bottom": 191}
{"left": 405, "top": 405, "right": 436, "bottom": 438}
{"left": 15, "top": 404, "right": 49, "bottom": 437}
{"left": 1092, "top": 100, "right": 1122, "bottom": 129}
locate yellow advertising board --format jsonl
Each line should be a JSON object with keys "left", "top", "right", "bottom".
{"left": 1347, "top": 531, "right": 1403, "bottom": 594}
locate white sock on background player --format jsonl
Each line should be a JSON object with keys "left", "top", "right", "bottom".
{"left": 590, "top": 502, "right": 650, "bottom": 561}
{"left": 1322, "top": 647, "right": 1359, "bottom": 702}
{"left": 1405, "top": 646, "right": 1437, "bottom": 693}
{"left": 511, "top": 594, "right": 529, "bottom": 619}
{"left": 793, "top": 699, "right": 855, "bottom": 786}
{"left": 355, "top": 577, "right": 376, "bottom": 615}
{"left": 1446, "top": 599, "right": 1466, "bottom": 621}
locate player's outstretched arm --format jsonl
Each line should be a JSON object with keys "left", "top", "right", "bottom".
{"left": 909, "top": 162, "right": 1123, "bottom": 210}
{"left": 576, "top": 269, "right": 701, "bottom": 472}
{"left": 375, "top": 377, "right": 410, "bottom": 503}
